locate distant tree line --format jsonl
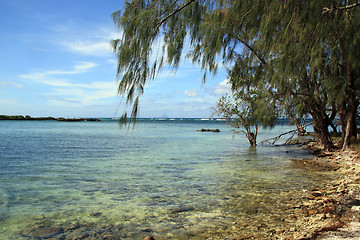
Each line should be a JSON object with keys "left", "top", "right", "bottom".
{"left": 0, "top": 115, "right": 100, "bottom": 121}
{"left": 0, "top": 115, "right": 57, "bottom": 121}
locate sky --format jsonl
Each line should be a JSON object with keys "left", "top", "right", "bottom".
{"left": 0, "top": 0, "right": 231, "bottom": 118}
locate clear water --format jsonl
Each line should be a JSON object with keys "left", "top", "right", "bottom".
{"left": 0, "top": 119, "right": 329, "bottom": 239}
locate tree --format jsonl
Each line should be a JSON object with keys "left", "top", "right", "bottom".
{"left": 213, "top": 94, "right": 258, "bottom": 147}
{"left": 212, "top": 89, "right": 278, "bottom": 147}
{"left": 112, "top": 0, "right": 360, "bottom": 150}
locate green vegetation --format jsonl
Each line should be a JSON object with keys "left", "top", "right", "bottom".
{"left": 0, "top": 115, "right": 100, "bottom": 121}
{"left": 112, "top": 0, "right": 359, "bottom": 150}
{"left": 0, "top": 115, "right": 56, "bottom": 121}
{"left": 211, "top": 91, "right": 278, "bottom": 147}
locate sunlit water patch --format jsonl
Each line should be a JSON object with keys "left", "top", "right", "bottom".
{"left": 0, "top": 119, "right": 333, "bottom": 239}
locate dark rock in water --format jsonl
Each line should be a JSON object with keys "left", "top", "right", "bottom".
{"left": 56, "top": 118, "right": 101, "bottom": 122}
{"left": 197, "top": 128, "right": 220, "bottom": 132}
{"left": 29, "top": 227, "right": 63, "bottom": 238}
{"left": 170, "top": 205, "right": 195, "bottom": 213}
{"left": 90, "top": 211, "right": 102, "bottom": 217}
{"left": 24, "top": 222, "right": 127, "bottom": 240}
{"left": 144, "top": 236, "right": 155, "bottom": 240}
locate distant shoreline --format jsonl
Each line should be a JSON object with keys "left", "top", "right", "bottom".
{"left": 0, "top": 115, "right": 101, "bottom": 122}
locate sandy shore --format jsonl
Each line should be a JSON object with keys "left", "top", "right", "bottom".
{"left": 278, "top": 145, "right": 360, "bottom": 240}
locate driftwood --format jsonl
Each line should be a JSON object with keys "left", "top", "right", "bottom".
{"left": 260, "top": 122, "right": 312, "bottom": 145}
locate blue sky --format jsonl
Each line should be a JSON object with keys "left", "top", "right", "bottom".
{"left": 0, "top": 0, "right": 230, "bottom": 118}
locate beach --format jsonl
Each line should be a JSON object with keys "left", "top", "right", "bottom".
{"left": 239, "top": 145, "right": 360, "bottom": 240}
{"left": 293, "top": 147, "right": 360, "bottom": 240}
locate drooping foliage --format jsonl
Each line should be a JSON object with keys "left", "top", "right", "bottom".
{"left": 112, "top": 0, "right": 360, "bottom": 150}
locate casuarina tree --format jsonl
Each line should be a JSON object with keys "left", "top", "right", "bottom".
{"left": 112, "top": 0, "right": 359, "bottom": 150}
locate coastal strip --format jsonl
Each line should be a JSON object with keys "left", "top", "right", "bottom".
{"left": 0, "top": 115, "right": 101, "bottom": 122}
{"left": 239, "top": 144, "right": 360, "bottom": 239}
{"left": 203, "top": 142, "right": 360, "bottom": 239}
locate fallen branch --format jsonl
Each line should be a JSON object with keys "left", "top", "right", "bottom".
{"left": 260, "top": 122, "right": 312, "bottom": 145}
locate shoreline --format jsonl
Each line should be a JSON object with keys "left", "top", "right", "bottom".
{"left": 7, "top": 127, "right": 360, "bottom": 239}
{"left": 258, "top": 143, "right": 360, "bottom": 239}
{"left": 296, "top": 145, "right": 360, "bottom": 240}
{"left": 206, "top": 141, "right": 360, "bottom": 240}
{"left": 147, "top": 141, "right": 360, "bottom": 240}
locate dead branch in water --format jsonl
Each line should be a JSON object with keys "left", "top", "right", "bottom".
{"left": 260, "top": 122, "right": 312, "bottom": 145}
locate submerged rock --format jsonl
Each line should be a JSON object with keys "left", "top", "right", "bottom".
{"left": 144, "top": 236, "right": 155, "bottom": 240}
{"left": 170, "top": 205, "right": 195, "bottom": 214}
{"left": 197, "top": 128, "right": 220, "bottom": 132}
{"left": 29, "top": 227, "right": 63, "bottom": 238}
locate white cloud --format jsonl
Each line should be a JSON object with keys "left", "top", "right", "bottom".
{"left": 19, "top": 62, "right": 117, "bottom": 106}
{"left": 212, "top": 79, "right": 232, "bottom": 96}
{"left": 20, "top": 62, "right": 97, "bottom": 81}
{"left": 44, "top": 82, "right": 117, "bottom": 105}
{"left": 61, "top": 40, "right": 111, "bottom": 57}
{"left": 184, "top": 88, "right": 199, "bottom": 97}
{"left": 72, "top": 62, "right": 98, "bottom": 72}
{"left": 57, "top": 25, "right": 122, "bottom": 57}
{"left": 19, "top": 62, "right": 98, "bottom": 88}
{"left": 0, "top": 80, "right": 24, "bottom": 89}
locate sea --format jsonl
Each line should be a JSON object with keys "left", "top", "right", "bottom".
{"left": 0, "top": 119, "right": 333, "bottom": 239}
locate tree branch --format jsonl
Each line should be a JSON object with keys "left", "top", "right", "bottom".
{"left": 323, "top": 1, "right": 360, "bottom": 14}
{"left": 153, "top": 0, "right": 196, "bottom": 34}
{"left": 260, "top": 122, "right": 313, "bottom": 145}
{"left": 227, "top": 33, "right": 267, "bottom": 65}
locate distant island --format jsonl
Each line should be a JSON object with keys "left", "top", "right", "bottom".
{"left": 159, "top": 114, "right": 169, "bottom": 119}
{"left": 0, "top": 115, "right": 101, "bottom": 122}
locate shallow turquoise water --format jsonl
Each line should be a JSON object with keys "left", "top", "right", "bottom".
{"left": 0, "top": 119, "right": 328, "bottom": 239}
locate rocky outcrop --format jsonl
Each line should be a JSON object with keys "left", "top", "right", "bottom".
{"left": 197, "top": 128, "right": 220, "bottom": 132}
{"left": 56, "top": 118, "right": 101, "bottom": 122}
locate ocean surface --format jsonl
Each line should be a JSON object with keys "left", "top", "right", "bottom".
{"left": 0, "top": 119, "right": 332, "bottom": 239}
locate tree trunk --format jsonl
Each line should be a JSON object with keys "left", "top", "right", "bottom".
{"left": 247, "top": 131, "right": 257, "bottom": 147}
{"left": 339, "top": 99, "right": 358, "bottom": 150}
{"left": 338, "top": 36, "right": 359, "bottom": 150}
{"left": 327, "top": 105, "right": 338, "bottom": 133}
{"left": 246, "top": 124, "right": 258, "bottom": 147}
{"left": 311, "top": 109, "right": 333, "bottom": 150}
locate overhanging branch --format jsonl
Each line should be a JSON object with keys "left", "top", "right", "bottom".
{"left": 227, "top": 33, "right": 267, "bottom": 65}
{"left": 323, "top": 1, "right": 360, "bottom": 14}
{"left": 153, "top": 0, "right": 196, "bottom": 34}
